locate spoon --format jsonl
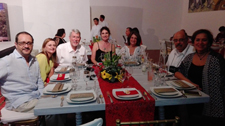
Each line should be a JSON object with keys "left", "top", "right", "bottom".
{"left": 99, "top": 94, "right": 103, "bottom": 103}
{"left": 60, "top": 96, "right": 64, "bottom": 107}
{"left": 144, "top": 92, "right": 150, "bottom": 100}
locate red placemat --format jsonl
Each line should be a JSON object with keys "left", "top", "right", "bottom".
{"left": 93, "top": 66, "right": 155, "bottom": 126}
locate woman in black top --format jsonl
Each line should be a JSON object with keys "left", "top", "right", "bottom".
{"left": 91, "top": 27, "right": 115, "bottom": 65}
{"left": 53, "top": 28, "right": 66, "bottom": 46}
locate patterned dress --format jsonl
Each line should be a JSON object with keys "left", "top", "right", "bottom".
{"left": 178, "top": 50, "right": 225, "bottom": 118}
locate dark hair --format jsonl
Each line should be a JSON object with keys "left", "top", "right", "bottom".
{"left": 127, "top": 31, "right": 142, "bottom": 46}
{"left": 55, "top": 28, "right": 65, "bottom": 37}
{"left": 93, "top": 18, "right": 99, "bottom": 22}
{"left": 100, "top": 27, "right": 111, "bottom": 35}
{"left": 127, "top": 27, "right": 132, "bottom": 31}
{"left": 219, "top": 26, "right": 225, "bottom": 32}
{"left": 191, "top": 29, "right": 214, "bottom": 48}
{"left": 15, "top": 31, "right": 34, "bottom": 43}
{"left": 132, "top": 27, "right": 139, "bottom": 34}
{"left": 100, "top": 15, "right": 105, "bottom": 20}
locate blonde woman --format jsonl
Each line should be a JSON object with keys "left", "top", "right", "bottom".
{"left": 36, "top": 38, "right": 56, "bottom": 85}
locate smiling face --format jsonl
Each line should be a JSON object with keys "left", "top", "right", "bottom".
{"left": 69, "top": 32, "right": 81, "bottom": 48}
{"left": 15, "top": 33, "right": 33, "bottom": 58}
{"left": 173, "top": 31, "right": 188, "bottom": 52}
{"left": 100, "top": 29, "right": 109, "bottom": 41}
{"left": 44, "top": 40, "right": 56, "bottom": 57}
{"left": 130, "top": 34, "right": 137, "bottom": 46}
{"left": 194, "top": 33, "right": 209, "bottom": 53}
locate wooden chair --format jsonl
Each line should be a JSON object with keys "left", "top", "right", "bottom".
{"left": 116, "top": 116, "right": 179, "bottom": 126}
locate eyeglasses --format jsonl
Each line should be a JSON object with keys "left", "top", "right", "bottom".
{"left": 173, "top": 39, "right": 185, "bottom": 43}
{"left": 17, "top": 42, "right": 33, "bottom": 46}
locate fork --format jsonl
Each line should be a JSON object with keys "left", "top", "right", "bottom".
{"left": 99, "top": 94, "right": 104, "bottom": 103}
{"left": 106, "top": 91, "right": 113, "bottom": 103}
{"left": 180, "top": 90, "right": 187, "bottom": 98}
{"left": 138, "top": 90, "right": 145, "bottom": 101}
{"left": 60, "top": 96, "right": 64, "bottom": 107}
{"left": 148, "top": 90, "right": 157, "bottom": 100}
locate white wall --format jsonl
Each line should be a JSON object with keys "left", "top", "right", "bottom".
{"left": 181, "top": 0, "right": 225, "bottom": 37}
{"left": 90, "top": 0, "right": 183, "bottom": 49}
{"left": 0, "top": 0, "right": 90, "bottom": 51}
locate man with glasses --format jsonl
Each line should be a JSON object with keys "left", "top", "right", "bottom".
{"left": 166, "top": 30, "right": 195, "bottom": 73}
{"left": 0, "top": 31, "right": 44, "bottom": 112}
{"left": 57, "top": 29, "right": 88, "bottom": 66}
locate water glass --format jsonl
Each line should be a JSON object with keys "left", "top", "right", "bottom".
{"left": 83, "top": 73, "right": 91, "bottom": 90}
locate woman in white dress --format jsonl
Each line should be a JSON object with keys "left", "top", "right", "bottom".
{"left": 119, "top": 31, "right": 146, "bottom": 62}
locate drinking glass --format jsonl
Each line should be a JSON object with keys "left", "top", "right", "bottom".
{"left": 120, "top": 69, "right": 126, "bottom": 83}
{"left": 83, "top": 73, "right": 91, "bottom": 90}
{"left": 100, "top": 53, "right": 105, "bottom": 62}
{"left": 91, "top": 68, "right": 100, "bottom": 90}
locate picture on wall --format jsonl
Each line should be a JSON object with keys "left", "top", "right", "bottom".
{"left": 0, "top": 3, "right": 10, "bottom": 42}
{"left": 189, "top": 0, "right": 225, "bottom": 13}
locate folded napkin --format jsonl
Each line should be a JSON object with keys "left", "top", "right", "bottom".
{"left": 59, "top": 67, "right": 68, "bottom": 72}
{"left": 154, "top": 88, "right": 176, "bottom": 94}
{"left": 184, "top": 90, "right": 201, "bottom": 96}
{"left": 174, "top": 80, "right": 191, "bottom": 88}
{"left": 56, "top": 74, "right": 65, "bottom": 80}
{"left": 125, "top": 61, "right": 137, "bottom": 65}
{"left": 116, "top": 90, "right": 139, "bottom": 97}
{"left": 70, "top": 93, "right": 94, "bottom": 100}
{"left": 52, "top": 83, "right": 64, "bottom": 92}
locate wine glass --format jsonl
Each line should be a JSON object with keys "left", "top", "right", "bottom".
{"left": 72, "top": 56, "right": 77, "bottom": 68}
{"left": 83, "top": 73, "right": 91, "bottom": 90}
{"left": 120, "top": 69, "right": 126, "bottom": 83}
{"left": 69, "top": 68, "right": 77, "bottom": 90}
{"left": 126, "top": 66, "right": 133, "bottom": 81}
{"left": 91, "top": 68, "right": 100, "bottom": 90}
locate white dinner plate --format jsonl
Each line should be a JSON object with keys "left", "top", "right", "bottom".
{"left": 55, "top": 67, "right": 70, "bottom": 73}
{"left": 50, "top": 74, "right": 71, "bottom": 82}
{"left": 166, "top": 80, "right": 196, "bottom": 90}
{"left": 66, "top": 90, "right": 97, "bottom": 104}
{"left": 112, "top": 88, "right": 142, "bottom": 100}
{"left": 150, "top": 86, "right": 182, "bottom": 98}
{"left": 43, "top": 84, "right": 71, "bottom": 95}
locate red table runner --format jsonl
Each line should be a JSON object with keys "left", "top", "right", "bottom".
{"left": 93, "top": 66, "right": 155, "bottom": 126}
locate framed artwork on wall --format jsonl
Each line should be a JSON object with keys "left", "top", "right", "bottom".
{"left": 0, "top": 3, "right": 10, "bottom": 42}
{"left": 189, "top": 0, "right": 225, "bottom": 13}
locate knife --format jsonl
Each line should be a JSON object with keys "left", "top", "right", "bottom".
{"left": 138, "top": 90, "right": 145, "bottom": 101}
{"left": 107, "top": 91, "right": 113, "bottom": 103}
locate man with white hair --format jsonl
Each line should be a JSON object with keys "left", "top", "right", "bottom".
{"left": 57, "top": 29, "right": 88, "bottom": 66}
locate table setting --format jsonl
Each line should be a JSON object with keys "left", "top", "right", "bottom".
{"left": 34, "top": 51, "right": 210, "bottom": 125}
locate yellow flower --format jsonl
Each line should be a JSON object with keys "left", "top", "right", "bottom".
{"left": 101, "top": 70, "right": 112, "bottom": 80}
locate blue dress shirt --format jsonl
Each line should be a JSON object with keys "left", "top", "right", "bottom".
{"left": 0, "top": 49, "right": 44, "bottom": 110}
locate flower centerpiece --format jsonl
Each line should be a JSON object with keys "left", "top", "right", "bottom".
{"left": 93, "top": 35, "right": 101, "bottom": 43}
{"left": 100, "top": 52, "right": 124, "bottom": 83}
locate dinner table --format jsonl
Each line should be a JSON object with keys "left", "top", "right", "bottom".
{"left": 34, "top": 65, "right": 209, "bottom": 126}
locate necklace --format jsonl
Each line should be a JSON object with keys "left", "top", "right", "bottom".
{"left": 196, "top": 52, "right": 208, "bottom": 60}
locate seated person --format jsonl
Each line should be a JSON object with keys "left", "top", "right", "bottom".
{"left": 119, "top": 31, "right": 145, "bottom": 63}
{"left": 54, "top": 28, "right": 66, "bottom": 46}
{"left": 91, "top": 27, "right": 115, "bottom": 65}
{"left": 166, "top": 30, "right": 195, "bottom": 73}
{"left": 57, "top": 29, "right": 88, "bottom": 66}
{"left": 0, "top": 31, "right": 43, "bottom": 113}
{"left": 36, "top": 38, "right": 56, "bottom": 85}
{"left": 175, "top": 29, "right": 225, "bottom": 125}
{"left": 90, "top": 18, "right": 102, "bottom": 42}
{"left": 215, "top": 26, "right": 225, "bottom": 43}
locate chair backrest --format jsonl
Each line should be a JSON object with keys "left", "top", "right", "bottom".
{"left": 116, "top": 116, "right": 179, "bottom": 126}
{"left": 0, "top": 46, "right": 16, "bottom": 58}
{"left": 80, "top": 118, "right": 103, "bottom": 126}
